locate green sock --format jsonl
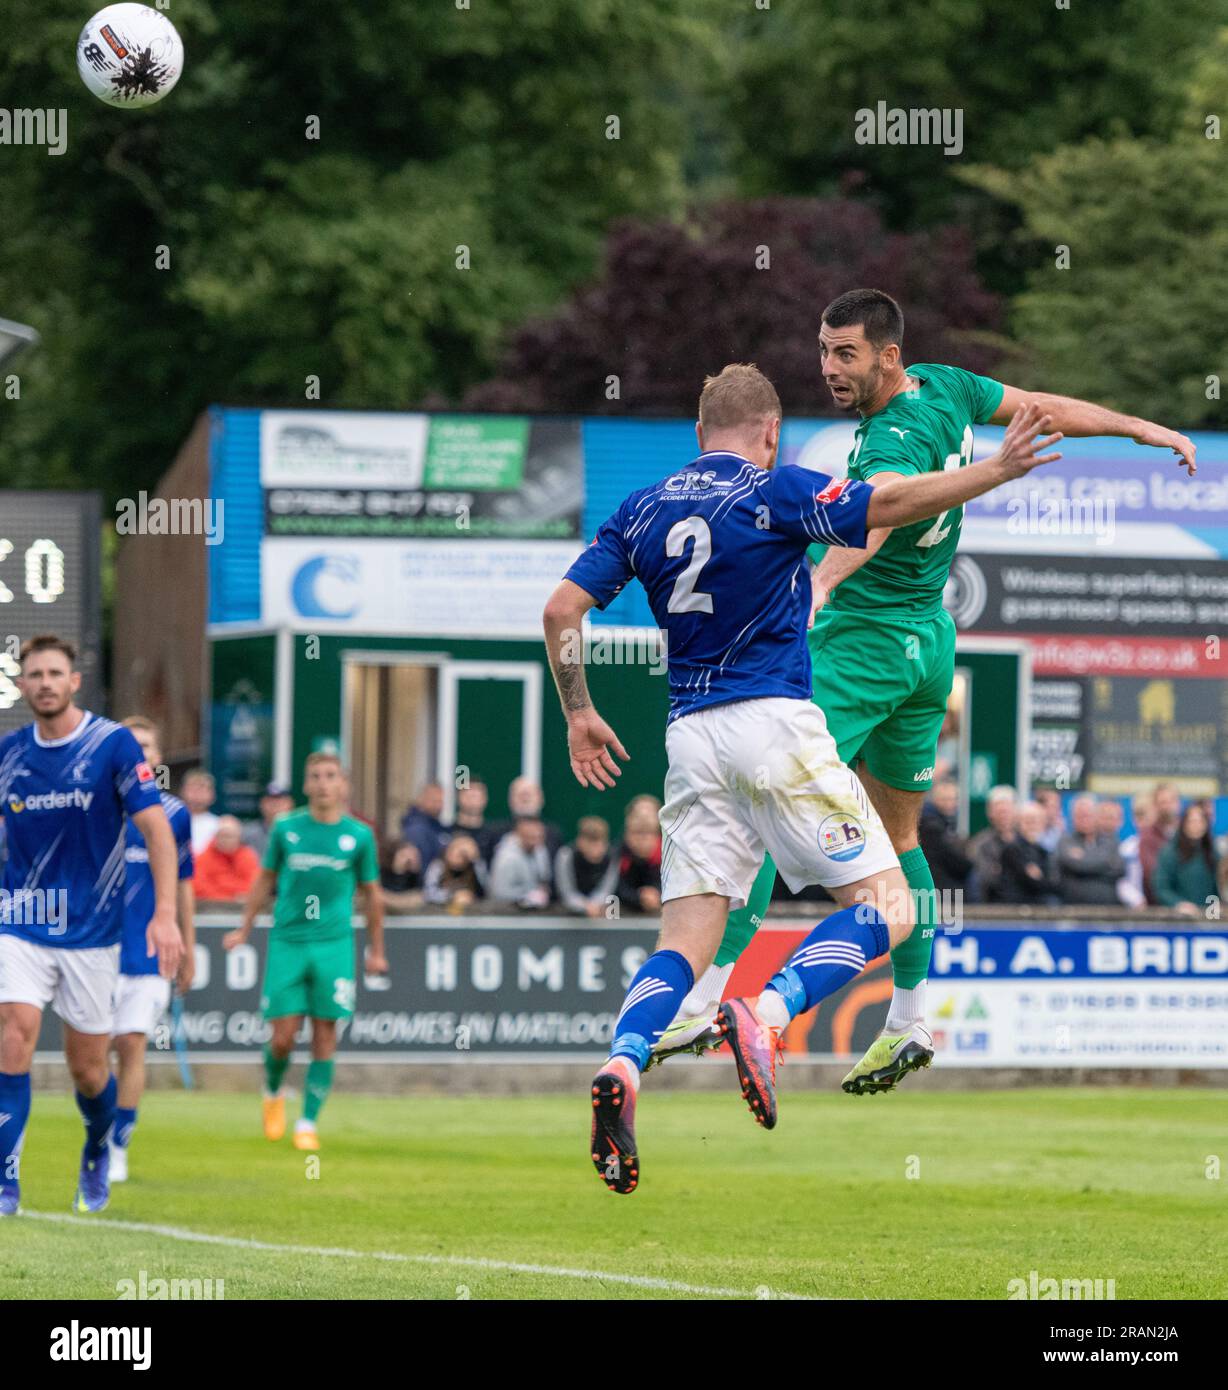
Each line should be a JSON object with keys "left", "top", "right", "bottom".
{"left": 892, "top": 846, "right": 936, "bottom": 988}
{"left": 303, "top": 1059, "right": 335, "bottom": 1124}
{"left": 715, "top": 855, "right": 777, "bottom": 967}
{"left": 263, "top": 1046, "right": 290, "bottom": 1096}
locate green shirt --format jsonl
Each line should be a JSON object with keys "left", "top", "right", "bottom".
{"left": 262, "top": 808, "right": 379, "bottom": 943}
{"left": 808, "top": 362, "right": 1004, "bottom": 618}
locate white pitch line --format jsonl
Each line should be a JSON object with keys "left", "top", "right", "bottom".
{"left": 22, "top": 1210, "right": 815, "bottom": 1300}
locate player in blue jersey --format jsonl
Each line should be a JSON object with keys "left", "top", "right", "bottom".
{"left": 108, "top": 716, "right": 195, "bottom": 1184}
{"left": 542, "top": 365, "right": 1060, "bottom": 1193}
{"left": 0, "top": 636, "right": 184, "bottom": 1216}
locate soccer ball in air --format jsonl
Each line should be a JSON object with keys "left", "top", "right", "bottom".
{"left": 76, "top": 4, "right": 184, "bottom": 108}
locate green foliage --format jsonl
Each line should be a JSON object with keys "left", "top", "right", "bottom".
{"left": 0, "top": 0, "right": 696, "bottom": 497}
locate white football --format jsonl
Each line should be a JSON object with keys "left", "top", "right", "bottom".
{"left": 76, "top": 4, "right": 184, "bottom": 108}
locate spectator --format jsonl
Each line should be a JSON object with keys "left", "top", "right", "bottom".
{"left": 448, "top": 779, "right": 499, "bottom": 865}
{"left": 424, "top": 834, "right": 486, "bottom": 912}
{"left": 1118, "top": 794, "right": 1152, "bottom": 908}
{"left": 998, "top": 802, "right": 1060, "bottom": 906}
{"left": 617, "top": 804, "right": 662, "bottom": 915}
{"left": 1152, "top": 804, "right": 1219, "bottom": 918}
{"left": 380, "top": 838, "right": 423, "bottom": 911}
{"left": 241, "top": 781, "right": 295, "bottom": 858}
{"left": 1139, "top": 782, "right": 1180, "bottom": 904}
{"left": 488, "top": 778, "right": 563, "bottom": 861}
{"left": 555, "top": 817, "right": 619, "bottom": 918}
{"left": 181, "top": 767, "right": 220, "bottom": 856}
{"left": 1056, "top": 795, "right": 1124, "bottom": 906}
{"left": 400, "top": 782, "right": 448, "bottom": 874}
{"left": 1096, "top": 798, "right": 1140, "bottom": 908}
{"left": 1032, "top": 788, "right": 1065, "bottom": 853}
{"left": 966, "top": 785, "right": 1017, "bottom": 903}
{"left": 489, "top": 816, "right": 553, "bottom": 908}
{"left": 918, "top": 778, "right": 972, "bottom": 895}
{"left": 193, "top": 815, "right": 260, "bottom": 901}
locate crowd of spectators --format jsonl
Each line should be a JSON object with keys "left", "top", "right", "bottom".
{"left": 924, "top": 778, "right": 1227, "bottom": 914}
{"left": 179, "top": 763, "right": 1225, "bottom": 920}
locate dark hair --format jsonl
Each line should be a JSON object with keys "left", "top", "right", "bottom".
{"left": 19, "top": 633, "right": 77, "bottom": 667}
{"left": 821, "top": 288, "right": 904, "bottom": 351}
{"left": 1175, "top": 803, "right": 1215, "bottom": 867}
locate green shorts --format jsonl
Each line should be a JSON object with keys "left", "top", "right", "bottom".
{"left": 261, "top": 934, "right": 356, "bottom": 1021}
{"left": 808, "top": 606, "right": 956, "bottom": 792}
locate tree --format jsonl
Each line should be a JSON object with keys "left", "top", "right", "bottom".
{"left": 466, "top": 198, "right": 1004, "bottom": 415}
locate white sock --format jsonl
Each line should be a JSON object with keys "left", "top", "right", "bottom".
{"left": 681, "top": 962, "right": 734, "bottom": 1019}
{"left": 295, "top": 1117, "right": 316, "bottom": 1132}
{"left": 885, "top": 981, "right": 927, "bottom": 1034}
{"left": 755, "top": 989, "right": 791, "bottom": 1032}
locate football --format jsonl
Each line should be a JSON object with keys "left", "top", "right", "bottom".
{"left": 76, "top": 3, "right": 183, "bottom": 108}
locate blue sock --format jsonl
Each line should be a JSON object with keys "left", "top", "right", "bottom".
{"left": 763, "top": 905, "right": 890, "bottom": 1021}
{"left": 76, "top": 1074, "right": 117, "bottom": 1161}
{"left": 0, "top": 1071, "right": 31, "bottom": 1188}
{"left": 113, "top": 1106, "right": 138, "bottom": 1149}
{"left": 608, "top": 949, "right": 695, "bottom": 1072}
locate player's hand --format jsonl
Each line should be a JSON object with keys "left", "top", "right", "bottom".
{"left": 365, "top": 949, "right": 389, "bottom": 974}
{"left": 147, "top": 908, "right": 184, "bottom": 980}
{"left": 808, "top": 576, "right": 830, "bottom": 627}
{"left": 1132, "top": 421, "right": 1196, "bottom": 475}
{"left": 566, "top": 708, "right": 629, "bottom": 790}
{"left": 176, "top": 949, "right": 196, "bottom": 993}
{"left": 994, "top": 402, "right": 1062, "bottom": 479}
{"left": 221, "top": 928, "right": 249, "bottom": 951}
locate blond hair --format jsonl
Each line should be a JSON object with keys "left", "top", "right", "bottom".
{"left": 698, "top": 363, "right": 781, "bottom": 433}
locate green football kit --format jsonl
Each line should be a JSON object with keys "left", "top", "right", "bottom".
{"left": 715, "top": 362, "right": 1005, "bottom": 987}
{"left": 260, "top": 808, "right": 380, "bottom": 1021}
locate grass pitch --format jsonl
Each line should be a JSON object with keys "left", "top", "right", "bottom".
{"left": 3, "top": 1085, "right": 1224, "bottom": 1300}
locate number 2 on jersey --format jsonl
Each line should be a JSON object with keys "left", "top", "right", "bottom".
{"left": 915, "top": 425, "right": 974, "bottom": 549}
{"left": 665, "top": 517, "right": 714, "bottom": 613}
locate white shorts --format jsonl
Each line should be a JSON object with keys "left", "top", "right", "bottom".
{"left": 0, "top": 934, "right": 120, "bottom": 1034}
{"left": 113, "top": 973, "right": 172, "bottom": 1037}
{"left": 660, "top": 697, "right": 898, "bottom": 908}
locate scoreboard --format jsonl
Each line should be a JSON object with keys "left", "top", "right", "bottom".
{"left": 0, "top": 492, "right": 102, "bottom": 734}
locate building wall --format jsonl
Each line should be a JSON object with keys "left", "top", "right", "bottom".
{"left": 112, "top": 411, "right": 211, "bottom": 762}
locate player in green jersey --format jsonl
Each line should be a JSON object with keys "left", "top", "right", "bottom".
{"left": 652, "top": 287, "right": 1196, "bottom": 1091}
{"left": 224, "top": 751, "right": 384, "bottom": 1149}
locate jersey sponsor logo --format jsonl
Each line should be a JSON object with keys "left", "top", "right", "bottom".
{"left": 8, "top": 788, "right": 95, "bottom": 813}
{"left": 814, "top": 479, "right": 848, "bottom": 505}
{"left": 664, "top": 469, "right": 719, "bottom": 492}
{"left": 818, "top": 812, "right": 865, "bottom": 862}
{"left": 285, "top": 852, "right": 349, "bottom": 871}
{"left": 136, "top": 761, "right": 155, "bottom": 783}
{"left": 124, "top": 846, "right": 150, "bottom": 863}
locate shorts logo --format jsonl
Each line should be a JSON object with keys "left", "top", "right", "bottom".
{"left": 818, "top": 813, "right": 865, "bottom": 862}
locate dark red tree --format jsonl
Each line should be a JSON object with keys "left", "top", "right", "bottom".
{"left": 465, "top": 199, "right": 1004, "bottom": 416}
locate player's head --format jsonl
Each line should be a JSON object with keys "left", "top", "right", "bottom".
{"left": 819, "top": 288, "right": 905, "bottom": 411}
{"left": 181, "top": 768, "right": 216, "bottom": 814}
{"left": 123, "top": 715, "right": 163, "bottom": 769}
{"left": 17, "top": 634, "right": 81, "bottom": 721}
{"left": 695, "top": 363, "right": 782, "bottom": 469}
{"left": 304, "top": 751, "right": 347, "bottom": 809}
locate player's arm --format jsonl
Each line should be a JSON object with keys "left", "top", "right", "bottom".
{"left": 867, "top": 402, "right": 1062, "bottom": 529}
{"left": 809, "top": 485, "right": 900, "bottom": 622}
{"left": 223, "top": 867, "right": 278, "bottom": 950}
{"left": 990, "top": 384, "right": 1195, "bottom": 474}
{"left": 357, "top": 880, "right": 387, "bottom": 974}
{"left": 543, "top": 577, "right": 630, "bottom": 791}
{"left": 130, "top": 804, "right": 184, "bottom": 980}
{"left": 175, "top": 879, "right": 196, "bottom": 991}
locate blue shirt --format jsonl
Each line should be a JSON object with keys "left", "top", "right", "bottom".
{"left": 121, "top": 791, "right": 193, "bottom": 976}
{"left": 0, "top": 712, "right": 163, "bottom": 949}
{"left": 565, "top": 452, "right": 871, "bottom": 720}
